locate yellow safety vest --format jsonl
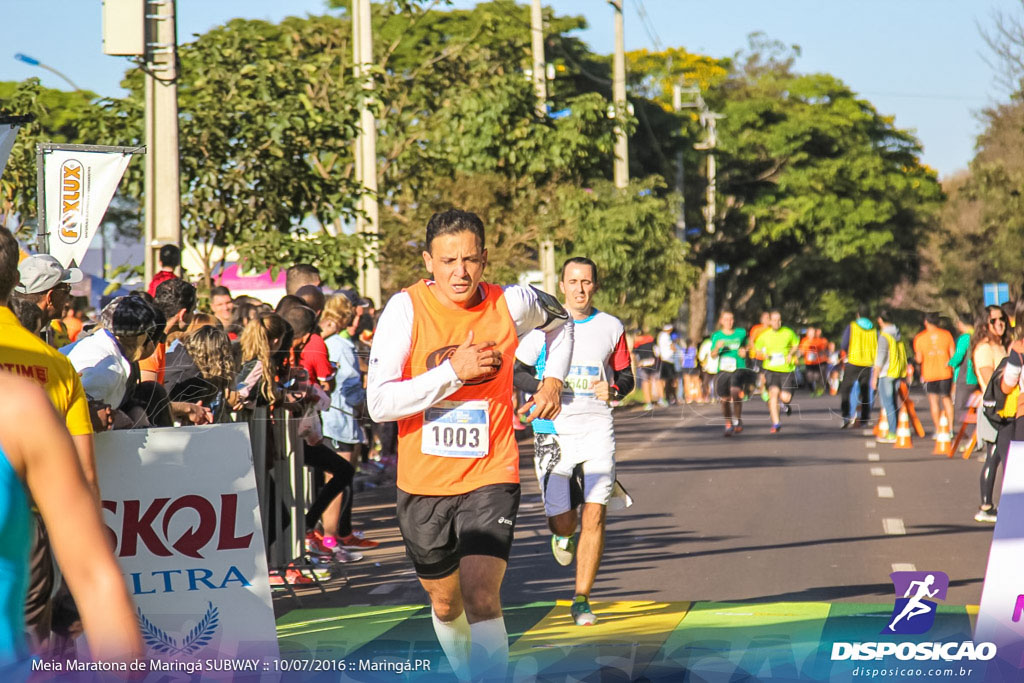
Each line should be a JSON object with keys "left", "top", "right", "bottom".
{"left": 848, "top": 323, "right": 878, "bottom": 367}
{"left": 880, "top": 331, "right": 906, "bottom": 379}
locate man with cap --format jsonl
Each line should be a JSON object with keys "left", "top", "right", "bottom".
{"left": 11, "top": 254, "right": 83, "bottom": 348}
{"left": 63, "top": 294, "right": 166, "bottom": 429}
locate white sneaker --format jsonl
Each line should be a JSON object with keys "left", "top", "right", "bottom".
{"left": 551, "top": 535, "right": 576, "bottom": 567}
{"left": 333, "top": 547, "right": 363, "bottom": 563}
{"left": 974, "top": 507, "right": 997, "bottom": 523}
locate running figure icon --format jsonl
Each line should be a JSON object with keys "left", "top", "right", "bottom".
{"left": 887, "top": 574, "right": 939, "bottom": 632}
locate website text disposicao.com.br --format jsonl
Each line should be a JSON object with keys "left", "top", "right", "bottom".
{"left": 851, "top": 664, "right": 978, "bottom": 678}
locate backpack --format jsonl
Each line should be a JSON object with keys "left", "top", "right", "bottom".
{"left": 982, "top": 357, "right": 1019, "bottom": 426}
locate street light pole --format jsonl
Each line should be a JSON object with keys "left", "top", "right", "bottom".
{"left": 14, "top": 53, "right": 83, "bottom": 91}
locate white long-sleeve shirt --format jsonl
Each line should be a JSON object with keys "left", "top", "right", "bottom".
{"left": 367, "top": 283, "right": 573, "bottom": 422}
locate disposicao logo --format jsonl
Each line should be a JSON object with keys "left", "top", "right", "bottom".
{"left": 830, "top": 570, "right": 997, "bottom": 663}
{"left": 883, "top": 570, "right": 949, "bottom": 635}
{"left": 58, "top": 159, "right": 84, "bottom": 244}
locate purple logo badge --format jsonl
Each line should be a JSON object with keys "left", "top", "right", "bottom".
{"left": 883, "top": 571, "right": 949, "bottom": 635}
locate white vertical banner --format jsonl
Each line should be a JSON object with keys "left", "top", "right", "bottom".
{"left": 0, "top": 123, "right": 20, "bottom": 180}
{"left": 95, "top": 423, "right": 280, "bottom": 670}
{"left": 975, "top": 440, "right": 1024, "bottom": 671}
{"left": 43, "top": 146, "right": 133, "bottom": 267}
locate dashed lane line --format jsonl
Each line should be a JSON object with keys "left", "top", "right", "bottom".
{"left": 877, "top": 486, "right": 894, "bottom": 498}
{"left": 867, "top": 452, "right": 880, "bottom": 462}
{"left": 883, "top": 518, "right": 906, "bottom": 535}
{"left": 892, "top": 563, "right": 917, "bottom": 572}
{"left": 870, "top": 467, "right": 886, "bottom": 477}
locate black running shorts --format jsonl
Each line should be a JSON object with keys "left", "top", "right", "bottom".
{"left": 396, "top": 483, "right": 521, "bottom": 580}
{"left": 924, "top": 378, "right": 952, "bottom": 396}
{"left": 765, "top": 370, "right": 795, "bottom": 390}
{"left": 714, "top": 369, "right": 757, "bottom": 397}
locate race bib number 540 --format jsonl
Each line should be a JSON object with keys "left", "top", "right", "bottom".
{"left": 422, "top": 400, "right": 490, "bottom": 458}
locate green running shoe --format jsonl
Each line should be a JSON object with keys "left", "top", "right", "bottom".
{"left": 551, "top": 534, "right": 576, "bottom": 566}
{"left": 571, "top": 595, "right": 597, "bottom": 626}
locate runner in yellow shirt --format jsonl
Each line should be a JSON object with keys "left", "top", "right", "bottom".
{"left": 756, "top": 310, "right": 800, "bottom": 434}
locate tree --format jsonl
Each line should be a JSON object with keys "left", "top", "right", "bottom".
{"left": 0, "top": 79, "right": 102, "bottom": 238}
{"left": 89, "top": 15, "right": 369, "bottom": 289}
{"left": 696, "top": 42, "right": 942, "bottom": 327}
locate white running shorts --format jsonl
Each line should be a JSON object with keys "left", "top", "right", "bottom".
{"left": 533, "top": 428, "right": 616, "bottom": 517}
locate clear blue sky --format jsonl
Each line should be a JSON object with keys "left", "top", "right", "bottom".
{"left": 1, "top": 0, "right": 1018, "bottom": 178}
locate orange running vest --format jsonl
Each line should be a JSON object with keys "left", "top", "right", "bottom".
{"left": 397, "top": 280, "right": 519, "bottom": 496}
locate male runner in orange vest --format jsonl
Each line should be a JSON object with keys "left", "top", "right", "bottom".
{"left": 367, "top": 209, "right": 573, "bottom": 680}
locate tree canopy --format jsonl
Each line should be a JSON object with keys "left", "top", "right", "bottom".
{"left": 0, "top": 3, "right": 947, "bottom": 334}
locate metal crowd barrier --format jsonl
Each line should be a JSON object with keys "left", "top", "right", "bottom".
{"left": 246, "top": 407, "right": 313, "bottom": 570}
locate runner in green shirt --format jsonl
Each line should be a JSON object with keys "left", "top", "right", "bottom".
{"left": 756, "top": 310, "right": 800, "bottom": 433}
{"left": 710, "top": 311, "right": 754, "bottom": 436}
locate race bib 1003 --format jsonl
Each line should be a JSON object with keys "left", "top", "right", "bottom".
{"left": 422, "top": 400, "right": 489, "bottom": 458}
{"left": 564, "top": 364, "right": 602, "bottom": 398}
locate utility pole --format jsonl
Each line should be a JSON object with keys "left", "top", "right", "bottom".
{"left": 672, "top": 83, "right": 687, "bottom": 239}
{"left": 610, "top": 0, "right": 629, "bottom": 189}
{"left": 142, "top": 0, "right": 180, "bottom": 283}
{"left": 531, "top": 0, "right": 557, "bottom": 294}
{"left": 352, "top": 0, "right": 381, "bottom": 305}
{"left": 695, "top": 110, "right": 722, "bottom": 335}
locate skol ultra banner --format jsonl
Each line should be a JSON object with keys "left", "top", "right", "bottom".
{"left": 92, "top": 423, "right": 279, "bottom": 671}
{"left": 43, "top": 147, "right": 132, "bottom": 267}
{"left": 0, "top": 123, "right": 20, "bottom": 181}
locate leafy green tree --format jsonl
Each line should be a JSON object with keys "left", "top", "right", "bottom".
{"left": 0, "top": 79, "right": 100, "bottom": 237}
{"left": 701, "top": 45, "right": 942, "bottom": 327}
{"left": 88, "top": 15, "right": 368, "bottom": 289}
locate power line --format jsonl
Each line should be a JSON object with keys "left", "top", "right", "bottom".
{"left": 631, "top": 0, "right": 663, "bottom": 52}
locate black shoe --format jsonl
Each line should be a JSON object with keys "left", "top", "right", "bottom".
{"left": 784, "top": 403, "right": 792, "bottom": 416}
{"left": 841, "top": 418, "right": 853, "bottom": 429}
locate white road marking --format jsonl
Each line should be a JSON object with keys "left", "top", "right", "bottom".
{"left": 870, "top": 467, "right": 886, "bottom": 477}
{"left": 865, "top": 440, "right": 876, "bottom": 447}
{"left": 862, "top": 429, "right": 874, "bottom": 436}
{"left": 883, "top": 518, "right": 906, "bottom": 535}
{"left": 877, "top": 486, "right": 894, "bottom": 498}
{"left": 867, "top": 453, "right": 880, "bottom": 461}
{"left": 892, "top": 563, "right": 917, "bottom": 572}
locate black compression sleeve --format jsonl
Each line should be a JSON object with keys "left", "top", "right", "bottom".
{"left": 611, "top": 365, "right": 635, "bottom": 400}
{"left": 513, "top": 359, "right": 542, "bottom": 394}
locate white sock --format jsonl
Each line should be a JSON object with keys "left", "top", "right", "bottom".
{"left": 432, "top": 608, "right": 471, "bottom": 681}
{"left": 469, "top": 616, "right": 509, "bottom": 681}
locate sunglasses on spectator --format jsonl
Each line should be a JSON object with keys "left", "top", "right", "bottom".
{"left": 990, "top": 317, "right": 1006, "bottom": 323}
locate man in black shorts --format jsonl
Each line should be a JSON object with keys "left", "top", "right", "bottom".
{"left": 367, "top": 210, "right": 573, "bottom": 680}
{"left": 710, "top": 311, "right": 756, "bottom": 436}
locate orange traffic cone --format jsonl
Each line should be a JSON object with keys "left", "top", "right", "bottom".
{"left": 894, "top": 408, "right": 913, "bottom": 449}
{"left": 874, "top": 409, "right": 890, "bottom": 438}
{"left": 933, "top": 413, "right": 953, "bottom": 456}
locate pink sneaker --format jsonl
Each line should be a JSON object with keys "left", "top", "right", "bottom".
{"left": 339, "top": 531, "right": 379, "bottom": 549}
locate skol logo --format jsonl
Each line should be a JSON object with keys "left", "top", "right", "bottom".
{"left": 102, "top": 494, "right": 254, "bottom": 559}
{"left": 58, "top": 159, "right": 83, "bottom": 244}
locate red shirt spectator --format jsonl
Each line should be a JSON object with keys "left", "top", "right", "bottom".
{"left": 299, "top": 332, "right": 332, "bottom": 383}
{"left": 147, "top": 270, "right": 177, "bottom": 297}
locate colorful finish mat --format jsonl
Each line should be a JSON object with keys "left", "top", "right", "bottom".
{"left": 277, "top": 600, "right": 1011, "bottom": 681}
